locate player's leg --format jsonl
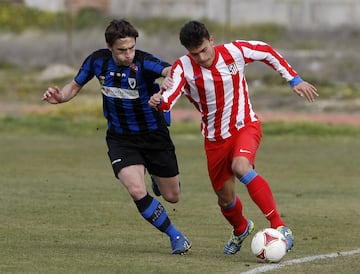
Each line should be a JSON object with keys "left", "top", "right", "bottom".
{"left": 215, "top": 177, "right": 255, "bottom": 255}
{"left": 150, "top": 175, "right": 181, "bottom": 203}
{"left": 235, "top": 160, "right": 294, "bottom": 251}
{"left": 142, "top": 130, "right": 191, "bottom": 254}
{"left": 150, "top": 174, "right": 162, "bottom": 197}
{"left": 133, "top": 190, "right": 191, "bottom": 255}
{"left": 205, "top": 137, "right": 253, "bottom": 255}
{"left": 232, "top": 121, "right": 293, "bottom": 251}
{"left": 232, "top": 121, "right": 284, "bottom": 227}
{"left": 216, "top": 177, "right": 248, "bottom": 235}
{"left": 144, "top": 129, "right": 181, "bottom": 203}
{"left": 116, "top": 165, "right": 190, "bottom": 254}
{"left": 106, "top": 132, "right": 190, "bottom": 254}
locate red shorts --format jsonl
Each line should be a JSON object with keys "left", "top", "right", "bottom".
{"left": 204, "top": 121, "right": 262, "bottom": 191}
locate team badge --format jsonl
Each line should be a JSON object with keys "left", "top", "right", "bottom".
{"left": 128, "top": 77, "right": 137, "bottom": 89}
{"left": 228, "top": 63, "right": 239, "bottom": 75}
{"left": 130, "top": 63, "right": 138, "bottom": 72}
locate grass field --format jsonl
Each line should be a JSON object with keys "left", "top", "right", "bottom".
{"left": 1, "top": 120, "right": 360, "bottom": 274}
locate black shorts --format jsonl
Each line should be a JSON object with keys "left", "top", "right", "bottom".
{"left": 106, "top": 128, "right": 179, "bottom": 179}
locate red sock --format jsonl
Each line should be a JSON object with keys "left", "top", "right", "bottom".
{"left": 221, "top": 196, "right": 248, "bottom": 235}
{"left": 247, "top": 175, "right": 285, "bottom": 228}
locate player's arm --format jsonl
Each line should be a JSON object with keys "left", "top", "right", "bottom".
{"left": 237, "top": 40, "right": 319, "bottom": 103}
{"left": 149, "top": 61, "right": 184, "bottom": 111}
{"left": 160, "top": 66, "right": 174, "bottom": 90}
{"left": 161, "top": 66, "right": 171, "bottom": 77}
{"left": 42, "top": 80, "right": 82, "bottom": 104}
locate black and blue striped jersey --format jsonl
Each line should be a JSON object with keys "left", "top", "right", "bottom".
{"left": 74, "top": 48, "right": 171, "bottom": 135}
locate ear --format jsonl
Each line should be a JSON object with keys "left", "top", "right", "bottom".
{"left": 107, "top": 43, "right": 112, "bottom": 51}
{"left": 209, "top": 35, "right": 215, "bottom": 45}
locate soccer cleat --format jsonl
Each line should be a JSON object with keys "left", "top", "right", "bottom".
{"left": 224, "top": 219, "right": 254, "bottom": 255}
{"left": 277, "top": 226, "right": 294, "bottom": 252}
{"left": 171, "top": 235, "right": 191, "bottom": 255}
{"left": 151, "top": 175, "right": 161, "bottom": 196}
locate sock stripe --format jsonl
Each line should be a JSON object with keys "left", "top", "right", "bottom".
{"left": 240, "top": 169, "right": 257, "bottom": 185}
{"left": 140, "top": 198, "right": 171, "bottom": 233}
{"left": 141, "top": 198, "right": 159, "bottom": 218}
{"left": 224, "top": 196, "right": 237, "bottom": 210}
{"left": 135, "top": 194, "right": 178, "bottom": 237}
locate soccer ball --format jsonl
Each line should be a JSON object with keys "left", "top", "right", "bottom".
{"left": 250, "top": 228, "right": 287, "bottom": 263}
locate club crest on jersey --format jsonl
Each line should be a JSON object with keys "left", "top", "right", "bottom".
{"left": 193, "top": 74, "right": 202, "bottom": 80}
{"left": 228, "top": 63, "right": 239, "bottom": 75}
{"left": 130, "top": 63, "right": 138, "bottom": 72}
{"left": 128, "top": 77, "right": 137, "bottom": 89}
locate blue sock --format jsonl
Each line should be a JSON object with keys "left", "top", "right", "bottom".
{"left": 135, "top": 193, "right": 180, "bottom": 240}
{"left": 165, "top": 224, "right": 182, "bottom": 242}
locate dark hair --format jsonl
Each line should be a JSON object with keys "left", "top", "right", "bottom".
{"left": 105, "top": 19, "right": 139, "bottom": 46}
{"left": 179, "top": 20, "right": 210, "bottom": 48}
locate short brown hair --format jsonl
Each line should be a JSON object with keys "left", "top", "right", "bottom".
{"left": 105, "top": 19, "right": 139, "bottom": 46}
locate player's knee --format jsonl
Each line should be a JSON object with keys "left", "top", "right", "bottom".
{"left": 231, "top": 157, "right": 252, "bottom": 178}
{"left": 218, "top": 197, "right": 234, "bottom": 209}
{"left": 216, "top": 192, "right": 235, "bottom": 208}
{"left": 163, "top": 192, "right": 180, "bottom": 203}
{"left": 158, "top": 177, "right": 181, "bottom": 203}
{"left": 127, "top": 186, "right": 147, "bottom": 201}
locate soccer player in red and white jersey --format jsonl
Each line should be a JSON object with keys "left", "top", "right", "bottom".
{"left": 149, "top": 20, "right": 318, "bottom": 255}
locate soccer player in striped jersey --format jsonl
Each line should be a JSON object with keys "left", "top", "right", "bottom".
{"left": 42, "top": 19, "right": 191, "bottom": 255}
{"left": 149, "top": 20, "right": 318, "bottom": 255}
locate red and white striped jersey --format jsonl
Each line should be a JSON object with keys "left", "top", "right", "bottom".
{"left": 159, "top": 40, "right": 298, "bottom": 141}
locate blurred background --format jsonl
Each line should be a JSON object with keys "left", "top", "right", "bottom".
{"left": 1, "top": 0, "right": 360, "bottom": 115}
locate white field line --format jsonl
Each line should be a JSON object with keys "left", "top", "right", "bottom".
{"left": 241, "top": 249, "right": 360, "bottom": 274}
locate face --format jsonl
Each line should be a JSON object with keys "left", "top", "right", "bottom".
{"left": 187, "top": 37, "right": 215, "bottom": 68}
{"left": 108, "top": 37, "right": 136, "bottom": 66}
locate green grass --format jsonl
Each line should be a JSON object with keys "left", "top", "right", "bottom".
{"left": 1, "top": 120, "right": 360, "bottom": 273}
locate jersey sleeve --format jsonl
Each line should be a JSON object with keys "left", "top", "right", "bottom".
{"left": 74, "top": 53, "right": 96, "bottom": 86}
{"left": 234, "top": 40, "right": 299, "bottom": 83}
{"left": 157, "top": 59, "right": 185, "bottom": 112}
{"left": 141, "top": 51, "right": 171, "bottom": 77}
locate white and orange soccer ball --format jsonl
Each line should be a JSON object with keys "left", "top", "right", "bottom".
{"left": 250, "top": 228, "right": 287, "bottom": 263}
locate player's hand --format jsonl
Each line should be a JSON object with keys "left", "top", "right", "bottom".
{"left": 162, "top": 75, "right": 174, "bottom": 90}
{"left": 148, "top": 91, "right": 163, "bottom": 108}
{"left": 293, "top": 81, "right": 319, "bottom": 103}
{"left": 42, "top": 86, "right": 63, "bottom": 104}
